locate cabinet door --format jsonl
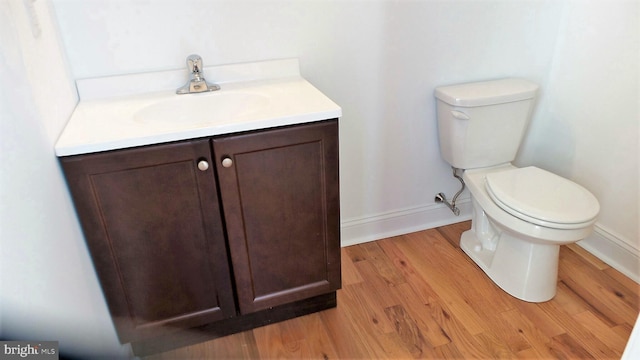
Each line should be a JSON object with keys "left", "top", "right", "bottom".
{"left": 213, "top": 120, "right": 341, "bottom": 314}
{"left": 60, "top": 140, "right": 236, "bottom": 343}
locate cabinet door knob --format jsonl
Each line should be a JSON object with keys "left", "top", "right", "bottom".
{"left": 197, "top": 160, "right": 209, "bottom": 171}
{"left": 221, "top": 157, "right": 233, "bottom": 168}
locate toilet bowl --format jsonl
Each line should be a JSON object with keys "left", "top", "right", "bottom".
{"left": 434, "top": 78, "right": 600, "bottom": 302}
{"left": 460, "top": 164, "right": 599, "bottom": 302}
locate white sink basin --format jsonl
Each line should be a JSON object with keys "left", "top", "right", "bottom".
{"left": 134, "top": 91, "right": 270, "bottom": 126}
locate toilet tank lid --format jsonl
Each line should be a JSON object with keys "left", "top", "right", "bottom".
{"left": 434, "top": 78, "right": 539, "bottom": 107}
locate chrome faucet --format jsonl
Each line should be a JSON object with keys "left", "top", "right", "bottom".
{"left": 176, "top": 54, "right": 220, "bottom": 94}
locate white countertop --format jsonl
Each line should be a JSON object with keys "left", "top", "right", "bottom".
{"left": 55, "top": 59, "right": 341, "bottom": 156}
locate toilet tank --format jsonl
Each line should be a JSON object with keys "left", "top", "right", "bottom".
{"left": 435, "top": 78, "right": 539, "bottom": 169}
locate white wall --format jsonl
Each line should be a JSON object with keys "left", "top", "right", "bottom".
{"left": 0, "top": 0, "right": 129, "bottom": 358}
{"left": 52, "top": 0, "right": 567, "bottom": 241}
{"left": 2, "top": 0, "right": 637, "bottom": 357}
{"left": 51, "top": 0, "right": 638, "bottom": 268}
{"left": 518, "top": 0, "right": 639, "bottom": 280}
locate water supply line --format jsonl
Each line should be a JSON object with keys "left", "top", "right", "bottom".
{"left": 435, "top": 167, "right": 465, "bottom": 216}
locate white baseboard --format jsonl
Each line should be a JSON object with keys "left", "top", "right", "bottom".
{"left": 340, "top": 199, "right": 472, "bottom": 247}
{"left": 340, "top": 200, "right": 640, "bottom": 285}
{"left": 577, "top": 224, "right": 640, "bottom": 284}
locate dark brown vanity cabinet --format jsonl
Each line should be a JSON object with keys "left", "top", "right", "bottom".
{"left": 60, "top": 119, "right": 340, "bottom": 352}
{"left": 213, "top": 120, "right": 341, "bottom": 314}
{"left": 60, "top": 139, "right": 237, "bottom": 344}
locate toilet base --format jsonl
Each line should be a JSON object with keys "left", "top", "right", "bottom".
{"left": 457, "top": 167, "right": 595, "bottom": 303}
{"left": 460, "top": 227, "right": 559, "bottom": 303}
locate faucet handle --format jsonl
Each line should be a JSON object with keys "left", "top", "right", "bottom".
{"left": 177, "top": 54, "right": 220, "bottom": 94}
{"left": 186, "top": 54, "right": 202, "bottom": 73}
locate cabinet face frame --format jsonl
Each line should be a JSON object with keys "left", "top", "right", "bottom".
{"left": 213, "top": 119, "right": 341, "bottom": 314}
{"left": 60, "top": 139, "right": 236, "bottom": 343}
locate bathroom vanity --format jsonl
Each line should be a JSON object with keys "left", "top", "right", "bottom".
{"left": 55, "top": 59, "right": 342, "bottom": 355}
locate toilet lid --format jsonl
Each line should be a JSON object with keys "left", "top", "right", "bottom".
{"left": 485, "top": 166, "right": 599, "bottom": 227}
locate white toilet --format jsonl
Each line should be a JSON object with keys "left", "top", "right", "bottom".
{"left": 434, "top": 78, "right": 600, "bottom": 302}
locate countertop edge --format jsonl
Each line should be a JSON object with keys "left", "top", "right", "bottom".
{"left": 54, "top": 112, "right": 342, "bottom": 157}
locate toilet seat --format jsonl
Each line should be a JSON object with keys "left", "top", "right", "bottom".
{"left": 485, "top": 166, "right": 599, "bottom": 230}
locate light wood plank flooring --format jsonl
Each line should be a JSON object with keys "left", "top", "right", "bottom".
{"left": 146, "top": 221, "right": 639, "bottom": 359}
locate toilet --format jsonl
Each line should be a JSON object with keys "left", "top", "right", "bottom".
{"left": 434, "top": 78, "right": 600, "bottom": 302}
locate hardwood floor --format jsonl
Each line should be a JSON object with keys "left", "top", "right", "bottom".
{"left": 145, "top": 221, "right": 639, "bottom": 359}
